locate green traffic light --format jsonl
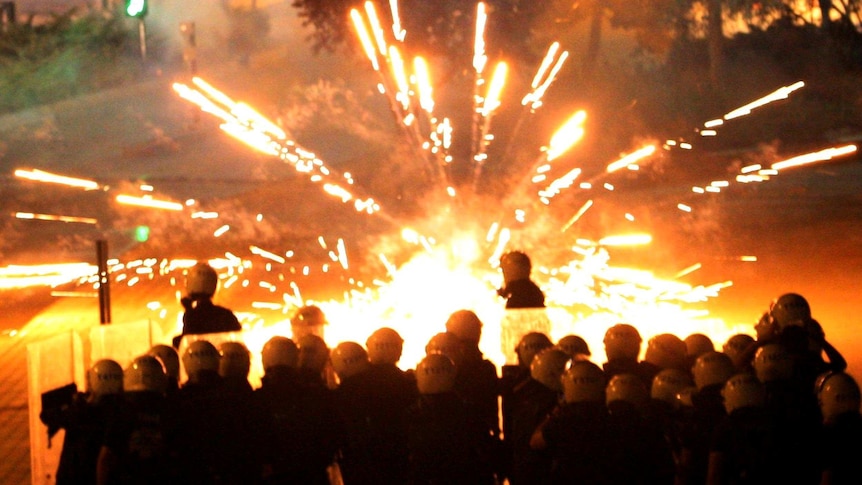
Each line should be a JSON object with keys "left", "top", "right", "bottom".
{"left": 126, "top": 0, "right": 147, "bottom": 18}
{"left": 134, "top": 225, "right": 150, "bottom": 242}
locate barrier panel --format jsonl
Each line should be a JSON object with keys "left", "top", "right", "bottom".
{"left": 89, "top": 319, "right": 165, "bottom": 368}
{"left": 27, "top": 331, "right": 84, "bottom": 485}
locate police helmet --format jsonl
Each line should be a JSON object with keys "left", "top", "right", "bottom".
{"left": 366, "top": 327, "right": 404, "bottom": 365}
{"left": 124, "top": 355, "right": 168, "bottom": 393}
{"left": 88, "top": 359, "right": 124, "bottom": 397}
{"left": 416, "top": 353, "right": 456, "bottom": 394}
{"left": 331, "top": 341, "right": 370, "bottom": 380}
{"left": 561, "top": 360, "right": 606, "bottom": 404}
{"left": 261, "top": 336, "right": 299, "bottom": 371}
{"left": 185, "top": 262, "right": 218, "bottom": 297}
{"left": 530, "top": 348, "right": 571, "bottom": 392}
{"left": 603, "top": 324, "right": 642, "bottom": 361}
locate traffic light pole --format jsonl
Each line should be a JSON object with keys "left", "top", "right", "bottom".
{"left": 96, "top": 240, "right": 112, "bottom": 325}
{"left": 137, "top": 18, "right": 147, "bottom": 61}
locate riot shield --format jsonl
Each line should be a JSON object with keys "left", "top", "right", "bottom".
{"left": 27, "top": 330, "right": 84, "bottom": 485}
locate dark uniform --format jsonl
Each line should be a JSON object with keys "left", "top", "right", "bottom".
{"left": 821, "top": 411, "right": 862, "bottom": 484}
{"left": 709, "top": 404, "right": 822, "bottom": 484}
{"left": 335, "top": 366, "right": 414, "bottom": 485}
{"left": 538, "top": 401, "right": 624, "bottom": 485}
{"left": 454, "top": 346, "right": 501, "bottom": 438}
{"left": 39, "top": 391, "right": 122, "bottom": 485}
{"left": 499, "top": 279, "right": 546, "bottom": 309}
{"left": 99, "top": 391, "right": 173, "bottom": 485}
{"left": 403, "top": 392, "right": 498, "bottom": 485}
{"left": 173, "top": 297, "right": 241, "bottom": 347}
{"left": 165, "top": 371, "right": 266, "bottom": 484}
{"left": 508, "top": 378, "right": 559, "bottom": 485}
{"left": 608, "top": 399, "right": 675, "bottom": 484}
{"left": 677, "top": 383, "right": 726, "bottom": 485}
{"left": 253, "top": 366, "right": 343, "bottom": 484}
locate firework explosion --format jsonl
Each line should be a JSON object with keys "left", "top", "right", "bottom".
{"left": 6, "top": 1, "right": 858, "bottom": 376}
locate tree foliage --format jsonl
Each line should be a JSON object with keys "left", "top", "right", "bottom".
{"left": 0, "top": 8, "right": 142, "bottom": 113}
{"left": 291, "top": 0, "right": 547, "bottom": 63}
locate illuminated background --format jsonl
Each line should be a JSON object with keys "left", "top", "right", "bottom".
{"left": 2, "top": 0, "right": 861, "bottom": 378}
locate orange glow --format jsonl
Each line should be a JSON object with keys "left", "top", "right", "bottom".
{"left": 351, "top": 9, "right": 380, "bottom": 71}
{"left": 388, "top": 0, "right": 405, "bottom": 41}
{"left": 363, "top": 1, "right": 387, "bottom": 57}
{"left": 116, "top": 194, "right": 184, "bottom": 211}
{"left": 523, "top": 42, "right": 569, "bottom": 110}
{"left": 388, "top": 46, "right": 410, "bottom": 110}
{"left": 14, "top": 169, "right": 100, "bottom": 190}
{"left": 472, "top": 2, "right": 488, "bottom": 74}
{"left": 724, "top": 81, "right": 805, "bottom": 120}
{"left": 413, "top": 57, "right": 434, "bottom": 113}
{"left": 545, "top": 110, "right": 587, "bottom": 162}
{"left": 771, "top": 144, "right": 857, "bottom": 171}
{"left": 480, "top": 62, "right": 508, "bottom": 117}
{"left": 606, "top": 145, "right": 657, "bottom": 173}
{"left": 598, "top": 233, "right": 652, "bottom": 247}
{"left": 14, "top": 212, "right": 98, "bottom": 225}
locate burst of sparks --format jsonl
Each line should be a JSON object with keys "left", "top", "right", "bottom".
{"left": 18, "top": 3, "right": 847, "bottom": 383}
{"left": 522, "top": 42, "right": 569, "bottom": 111}
{"left": 173, "top": 78, "right": 381, "bottom": 215}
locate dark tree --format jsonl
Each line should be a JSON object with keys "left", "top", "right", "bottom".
{"left": 291, "top": 0, "right": 547, "bottom": 65}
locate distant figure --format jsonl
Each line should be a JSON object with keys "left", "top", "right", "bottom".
{"left": 172, "top": 262, "right": 240, "bottom": 348}
{"left": 497, "top": 251, "right": 545, "bottom": 309}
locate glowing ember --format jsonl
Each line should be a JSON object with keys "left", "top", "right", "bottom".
{"left": 116, "top": 194, "right": 184, "bottom": 211}
{"left": 14, "top": 212, "right": 98, "bottom": 225}
{"left": 15, "top": 168, "right": 100, "bottom": 190}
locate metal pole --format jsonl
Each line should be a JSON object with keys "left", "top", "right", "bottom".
{"left": 96, "top": 240, "right": 111, "bottom": 324}
{"left": 138, "top": 18, "right": 147, "bottom": 61}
